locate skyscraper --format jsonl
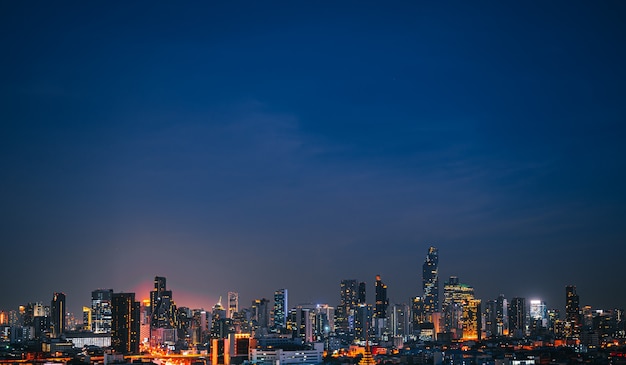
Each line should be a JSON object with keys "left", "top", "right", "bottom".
{"left": 337, "top": 280, "right": 358, "bottom": 334}
{"left": 391, "top": 303, "right": 410, "bottom": 338}
{"left": 228, "top": 292, "right": 239, "bottom": 319}
{"left": 111, "top": 292, "right": 140, "bottom": 354}
{"left": 354, "top": 304, "right": 373, "bottom": 342}
{"left": 150, "top": 276, "right": 175, "bottom": 329}
{"left": 442, "top": 276, "right": 480, "bottom": 340}
{"left": 374, "top": 275, "right": 389, "bottom": 319}
{"left": 91, "top": 289, "right": 113, "bottom": 333}
{"left": 374, "top": 275, "right": 389, "bottom": 340}
{"left": 422, "top": 246, "right": 439, "bottom": 321}
{"left": 565, "top": 285, "right": 581, "bottom": 338}
{"left": 358, "top": 282, "right": 367, "bottom": 304}
{"left": 508, "top": 297, "right": 526, "bottom": 338}
{"left": 529, "top": 299, "right": 548, "bottom": 333}
{"left": 251, "top": 298, "right": 270, "bottom": 333}
{"left": 412, "top": 296, "right": 425, "bottom": 330}
{"left": 50, "top": 292, "right": 66, "bottom": 338}
{"left": 273, "top": 289, "right": 288, "bottom": 333}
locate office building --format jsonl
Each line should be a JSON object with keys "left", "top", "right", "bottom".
{"left": 508, "top": 297, "right": 526, "bottom": 338}
{"left": 374, "top": 275, "right": 389, "bottom": 319}
{"left": 354, "top": 304, "right": 373, "bottom": 342}
{"left": 423, "top": 246, "right": 439, "bottom": 321}
{"left": 374, "top": 275, "right": 389, "bottom": 339}
{"left": 391, "top": 303, "right": 410, "bottom": 338}
{"left": 273, "top": 289, "right": 288, "bottom": 333}
{"left": 251, "top": 298, "right": 270, "bottom": 334}
{"left": 337, "top": 280, "right": 358, "bottom": 334}
{"left": 50, "top": 292, "right": 66, "bottom": 338}
{"left": 111, "top": 292, "right": 140, "bottom": 354}
{"left": 150, "top": 276, "right": 175, "bottom": 329}
{"left": 358, "top": 282, "right": 367, "bottom": 304}
{"left": 529, "top": 299, "right": 548, "bottom": 333}
{"left": 228, "top": 292, "right": 239, "bottom": 319}
{"left": 565, "top": 285, "right": 581, "bottom": 338}
{"left": 442, "top": 276, "right": 480, "bottom": 340}
{"left": 91, "top": 289, "right": 113, "bottom": 334}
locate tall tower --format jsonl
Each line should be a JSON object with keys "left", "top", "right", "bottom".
{"left": 529, "top": 299, "right": 548, "bottom": 335}
{"left": 150, "top": 276, "right": 174, "bottom": 329}
{"left": 508, "top": 297, "right": 526, "bottom": 338}
{"left": 273, "top": 289, "right": 288, "bottom": 333}
{"left": 50, "top": 292, "right": 66, "bottom": 338}
{"left": 91, "top": 289, "right": 113, "bottom": 333}
{"left": 251, "top": 298, "right": 270, "bottom": 333}
{"left": 111, "top": 292, "right": 140, "bottom": 354}
{"left": 228, "top": 292, "right": 239, "bottom": 319}
{"left": 422, "top": 246, "right": 439, "bottom": 322}
{"left": 358, "top": 282, "right": 367, "bottom": 304}
{"left": 496, "top": 294, "right": 508, "bottom": 336}
{"left": 565, "top": 285, "right": 581, "bottom": 338}
{"left": 338, "top": 280, "right": 358, "bottom": 334}
{"left": 374, "top": 275, "right": 388, "bottom": 319}
{"left": 374, "top": 275, "right": 389, "bottom": 340}
{"left": 442, "top": 276, "right": 480, "bottom": 340}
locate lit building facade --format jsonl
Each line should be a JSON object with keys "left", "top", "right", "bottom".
{"left": 442, "top": 276, "right": 480, "bottom": 340}
{"left": 565, "top": 285, "right": 581, "bottom": 339}
{"left": 391, "top": 303, "right": 411, "bottom": 338}
{"left": 251, "top": 298, "right": 270, "bottom": 334}
{"left": 150, "top": 276, "right": 176, "bottom": 330}
{"left": 374, "top": 275, "right": 389, "bottom": 340}
{"left": 50, "top": 292, "right": 66, "bottom": 338}
{"left": 111, "top": 292, "right": 140, "bottom": 354}
{"left": 422, "top": 246, "right": 439, "bottom": 322}
{"left": 508, "top": 297, "right": 526, "bottom": 338}
{"left": 529, "top": 299, "right": 548, "bottom": 334}
{"left": 91, "top": 289, "right": 113, "bottom": 334}
{"left": 273, "top": 289, "right": 288, "bottom": 333}
{"left": 337, "top": 280, "right": 358, "bottom": 334}
{"left": 354, "top": 304, "right": 374, "bottom": 342}
{"left": 228, "top": 292, "right": 239, "bottom": 319}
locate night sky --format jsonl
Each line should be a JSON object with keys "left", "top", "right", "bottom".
{"left": 1, "top": 2, "right": 625, "bottom": 318}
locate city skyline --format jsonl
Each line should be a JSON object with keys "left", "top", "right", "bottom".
{"left": 2, "top": 2, "right": 625, "bottom": 320}
{"left": 0, "top": 267, "right": 621, "bottom": 323}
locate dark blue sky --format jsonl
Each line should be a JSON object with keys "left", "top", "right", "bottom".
{"left": 1, "top": 1, "right": 625, "bottom": 316}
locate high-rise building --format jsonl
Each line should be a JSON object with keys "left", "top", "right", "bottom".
{"left": 422, "top": 246, "right": 439, "bottom": 321}
{"left": 374, "top": 275, "right": 389, "bottom": 340}
{"left": 337, "top": 279, "right": 359, "bottom": 335}
{"left": 354, "top": 304, "right": 373, "bottom": 342}
{"left": 316, "top": 304, "right": 335, "bottom": 339}
{"left": 412, "top": 296, "right": 425, "bottom": 331}
{"left": 228, "top": 292, "right": 239, "bottom": 319}
{"left": 442, "top": 276, "right": 480, "bottom": 340}
{"left": 508, "top": 297, "right": 526, "bottom": 338}
{"left": 82, "top": 306, "right": 92, "bottom": 331}
{"left": 210, "top": 298, "right": 227, "bottom": 339}
{"left": 293, "top": 305, "right": 316, "bottom": 343}
{"left": 485, "top": 294, "right": 508, "bottom": 338}
{"left": 547, "top": 309, "right": 561, "bottom": 336}
{"left": 529, "top": 299, "right": 548, "bottom": 333}
{"left": 91, "top": 289, "right": 113, "bottom": 333}
{"left": 358, "top": 282, "right": 367, "bottom": 304}
{"left": 251, "top": 298, "right": 270, "bottom": 334}
{"left": 565, "top": 285, "right": 581, "bottom": 338}
{"left": 374, "top": 275, "right": 389, "bottom": 319}
{"left": 391, "top": 303, "right": 410, "bottom": 338}
{"left": 50, "top": 292, "right": 66, "bottom": 338}
{"left": 496, "top": 294, "right": 508, "bottom": 337}
{"left": 111, "top": 292, "right": 140, "bottom": 354}
{"left": 273, "top": 289, "right": 288, "bottom": 333}
{"left": 150, "top": 276, "right": 175, "bottom": 330}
